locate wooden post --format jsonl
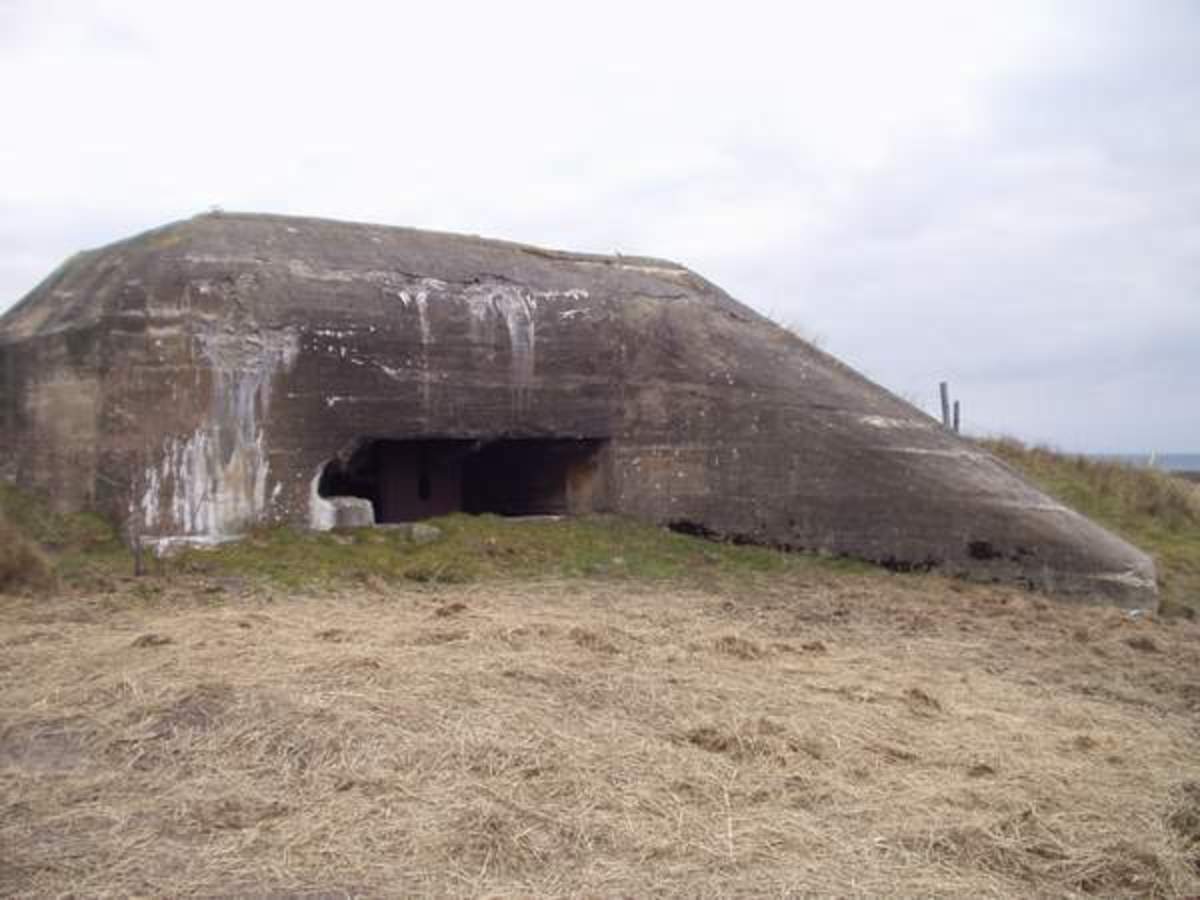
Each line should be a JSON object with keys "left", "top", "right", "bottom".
{"left": 939, "top": 381, "right": 951, "bottom": 429}
{"left": 953, "top": 400, "right": 961, "bottom": 434}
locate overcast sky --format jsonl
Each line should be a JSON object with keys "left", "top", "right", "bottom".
{"left": 2, "top": 0, "right": 1196, "bottom": 452}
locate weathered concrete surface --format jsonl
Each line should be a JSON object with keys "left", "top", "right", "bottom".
{"left": 0, "top": 212, "right": 1157, "bottom": 607}
{"left": 326, "top": 497, "right": 375, "bottom": 530}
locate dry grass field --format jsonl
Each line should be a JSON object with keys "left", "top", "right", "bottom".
{"left": 3, "top": 446, "right": 1200, "bottom": 897}
{"left": 4, "top": 567, "right": 1200, "bottom": 897}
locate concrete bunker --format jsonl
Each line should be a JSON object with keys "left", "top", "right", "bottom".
{"left": 316, "top": 438, "right": 608, "bottom": 525}
{"left": 0, "top": 212, "right": 1160, "bottom": 607}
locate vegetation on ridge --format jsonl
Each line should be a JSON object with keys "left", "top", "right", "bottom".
{"left": 981, "top": 437, "right": 1200, "bottom": 615}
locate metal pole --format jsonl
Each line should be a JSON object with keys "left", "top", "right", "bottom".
{"left": 953, "top": 400, "right": 961, "bottom": 434}
{"left": 939, "top": 381, "right": 950, "bottom": 429}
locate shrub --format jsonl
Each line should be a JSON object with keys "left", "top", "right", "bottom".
{"left": 982, "top": 438, "right": 1200, "bottom": 533}
{"left": 0, "top": 510, "right": 55, "bottom": 594}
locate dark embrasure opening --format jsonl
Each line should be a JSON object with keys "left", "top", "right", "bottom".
{"left": 317, "top": 438, "right": 607, "bottom": 523}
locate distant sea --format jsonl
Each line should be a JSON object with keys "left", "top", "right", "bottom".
{"left": 1088, "top": 453, "right": 1200, "bottom": 473}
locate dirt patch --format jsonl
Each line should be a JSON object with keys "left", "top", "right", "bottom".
{"left": 410, "top": 628, "right": 469, "bottom": 646}
{"left": 568, "top": 625, "right": 618, "bottom": 654}
{"left": 682, "top": 718, "right": 801, "bottom": 763}
{"left": 1126, "top": 634, "right": 1161, "bottom": 653}
{"left": 131, "top": 632, "right": 173, "bottom": 648}
{"left": 1073, "top": 841, "right": 1171, "bottom": 896}
{"left": 440, "top": 799, "right": 591, "bottom": 878}
{"left": 314, "top": 628, "right": 352, "bottom": 643}
{"left": 0, "top": 717, "right": 92, "bottom": 772}
{"left": 145, "top": 683, "right": 236, "bottom": 737}
{"left": 2, "top": 629, "right": 66, "bottom": 647}
{"left": 910, "top": 809, "right": 1171, "bottom": 893}
{"left": 712, "top": 633, "right": 766, "bottom": 660}
{"left": 905, "top": 686, "right": 944, "bottom": 715}
{"left": 1166, "top": 780, "right": 1200, "bottom": 875}
{"left": 185, "top": 796, "right": 291, "bottom": 833}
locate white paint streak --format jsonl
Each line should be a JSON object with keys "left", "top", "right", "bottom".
{"left": 138, "top": 325, "right": 299, "bottom": 539}
{"left": 572, "top": 258, "right": 685, "bottom": 278}
{"left": 376, "top": 362, "right": 404, "bottom": 380}
{"left": 414, "top": 291, "right": 432, "bottom": 345}
{"left": 860, "top": 414, "right": 918, "bottom": 429}
{"left": 309, "top": 468, "right": 336, "bottom": 531}
{"left": 184, "top": 253, "right": 266, "bottom": 267}
{"left": 884, "top": 447, "right": 987, "bottom": 460}
{"left": 460, "top": 285, "right": 546, "bottom": 385}
{"left": 140, "top": 465, "right": 161, "bottom": 529}
{"left": 143, "top": 534, "right": 238, "bottom": 556}
{"left": 1093, "top": 569, "right": 1158, "bottom": 591}
{"left": 490, "top": 288, "right": 537, "bottom": 384}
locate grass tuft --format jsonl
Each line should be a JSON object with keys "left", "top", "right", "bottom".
{"left": 0, "top": 509, "right": 55, "bottom": 594}
{"left": 0, "top": 482, "right": 124, "bottom": 591}
{"left": 0, "top": 482, "right": 121, "bottom": 551}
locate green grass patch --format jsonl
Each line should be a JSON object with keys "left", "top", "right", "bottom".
{"left": 981, "top": 438, "right": 1200, "bottom": 615}
{"left": 0, "top": 482, "right": 127, "bottom": 589}
{"left": 0, "top": 482, "right": 119, "bottom": 549}
{"left": 170, "top": 513, "right": 867, "bottom": 590}
{"left": 0, "top": 510, "right": 55, "bottom": 594}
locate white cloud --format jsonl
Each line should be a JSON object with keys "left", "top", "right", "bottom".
{"left": 1, "top": 0, "right": 1196, "bottom": 451}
